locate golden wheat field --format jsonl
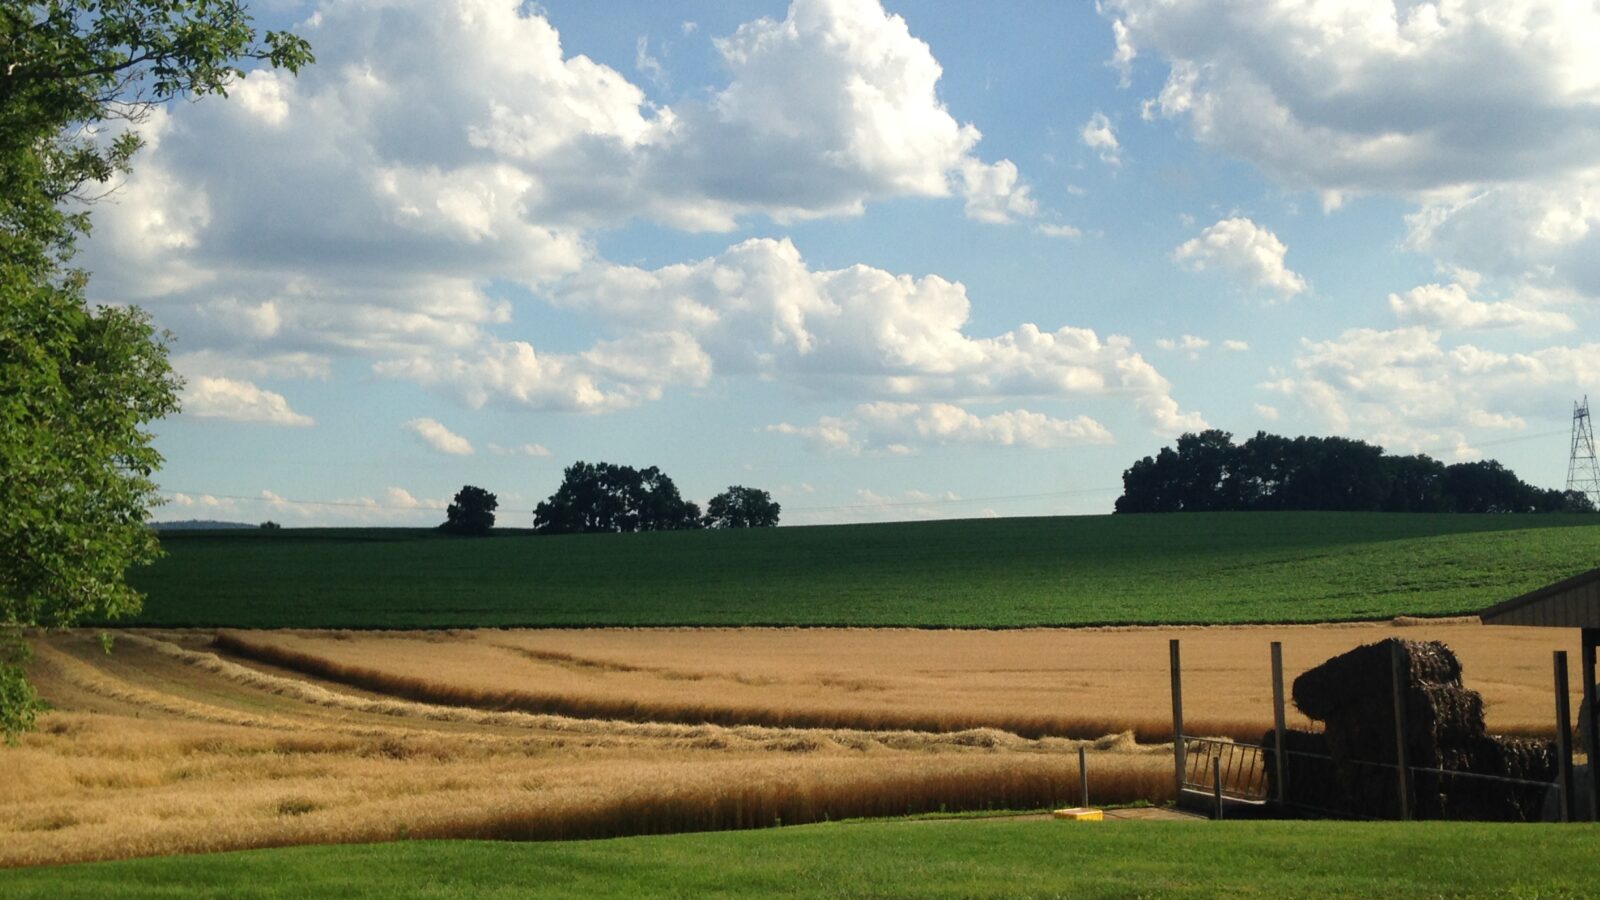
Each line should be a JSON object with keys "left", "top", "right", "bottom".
{"left": 214, "top": 620, "right": 1579, "bottom": 739}
{"left": 2, "top": 620, "right": 1578, "bottom": 868}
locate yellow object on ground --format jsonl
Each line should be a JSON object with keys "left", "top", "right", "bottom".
{"left": 1053, "top": 807, "right": 1103, "bottom": 821}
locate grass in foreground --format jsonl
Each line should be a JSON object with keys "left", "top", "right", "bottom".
{"left": 124, "top": 512, "right": 1600, "bottom": 628}
{"left": 4, "top": 820, "right": 1597, "bottom": 898}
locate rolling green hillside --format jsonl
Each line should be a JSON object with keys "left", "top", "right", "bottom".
{"left": 5, "top": 820, "right": 1597, "bottom": 898}
{"left": 120, "top": 512, "right": 1600, "bottom": 628}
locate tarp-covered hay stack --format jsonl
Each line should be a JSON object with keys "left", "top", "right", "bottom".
{"left": 1263, "top": 638, "right": 1554, "bottom": 820}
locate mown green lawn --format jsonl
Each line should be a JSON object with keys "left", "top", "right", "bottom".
{"left": 122, "top": 511, "right": 1600, "bottom": 628}
{"left": 4, "top": 820, "right": 1596, "bottom": 898}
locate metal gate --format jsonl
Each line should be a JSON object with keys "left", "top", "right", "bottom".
{"left": 1168, "top": 637, "right": 1582, "bottom": 821}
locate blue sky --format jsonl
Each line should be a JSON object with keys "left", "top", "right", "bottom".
{"left": 91, "top": 0, "right": 1600, "bottom": 525}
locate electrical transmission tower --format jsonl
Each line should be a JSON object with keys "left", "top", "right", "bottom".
{"left": 1567, "top": 396, "right": 1600, "bottom": 507}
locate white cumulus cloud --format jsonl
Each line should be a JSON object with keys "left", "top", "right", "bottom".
{"left": 528, "top": 237, "right": 1202, "bottom": 434}
{"left": 182, "top": 377, "right": 314, "bottom": 427}
{"left": 769, "top": 402, "right": 1114, "bottom": 453}
{"left": 958, "top": 158, "right": 1039, "bottom": 224}
{"left": 1154, "top": 335, "right": 1214, "bottom": 360}
{"left": 80, "top": 0, "right": 1039, "bottom": 411}
{"left": 1107, "top": 0, "right": 1600, "bottom": 299}
{"left": 380, "top": 331, "right": 713, "bottom": 413}
{"left": 1174, "top": 217, "right": 1307, "bottom": 299}
{"left": 1261, "top": 325, "right": 1600, "bottom": 458}
{"left": 1108, "top": 0, "right": 1600, "bottom": 194}
{"left": 1404, "top": 175, "right": 1600, "bottom": 299}
{"left": 1080, "top": 112, "right": 1121, "bottom": 167}
{"left": 403, "top": 418, "right": 475, "bottom": 455}
{"left": 1388, "top": 282, "right": 1574, "bottom": 335}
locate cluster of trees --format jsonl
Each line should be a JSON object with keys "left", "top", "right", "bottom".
{"left": 703, "top": 485, "right": 785, "bottom": 529}
{"left": 532, "top": 462, "right": 702, "bottom": 533}
{"left": 439, "top": 486, "right": 498, "bottom": 536}
{"left": 1, "top": 3, "right": 312, "bottom": 741}
{"left": 1115, "top": 430, "right": 1593, "bottom": 514}
{"left": 438, "top": 462, "right": 781, "bottom": 536}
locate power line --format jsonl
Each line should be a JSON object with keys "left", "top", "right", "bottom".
{"left": 785, "top": 486, "right": 1119, "bottom": 513}
{"left": 161, "top": 491, "right": 468, "bottom": 513}
{"left": 158, "top": 486, "right": 1120, "bottom": 515}
{"left": 1422, "top": 428, "right": 1566, "bottom": 456}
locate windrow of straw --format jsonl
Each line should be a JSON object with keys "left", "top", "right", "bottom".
{"left": 120, "top": 632, "right": 1155, "bottom": 755}
{"left": 417, "top": 756, "right": 1175, "bottom": 843}
{"left": 210, "top": 630, "right": 1265, "bottom": 741}
{"left": 2, "top": 740, "right": 1173, "bottom": 867}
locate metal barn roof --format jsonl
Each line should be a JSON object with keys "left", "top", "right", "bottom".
{"left": 1480, "top": 567, "right": 1600, "bottom": 628}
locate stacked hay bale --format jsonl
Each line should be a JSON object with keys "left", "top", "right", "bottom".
{"left": 1260, "top": 729, "right": 1338, "bottom": 815}
{"left": 1265, "top": 639, "right": 1554, "bottom": 820}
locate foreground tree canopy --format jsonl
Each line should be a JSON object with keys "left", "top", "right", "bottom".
{"left": 534, "top": 462, "right": 703, "bottom": 534}
{"left": 0, "top": 2, "right": 311, "bottom": 741}
{"left": 1115, "top": 430, "right": 1593, "bottom": 515}
{"left": 703, "top": 486, "right": 781, "bottom": 528}
{"left": 440, "top": 485, "right": 497, "bottom": 536}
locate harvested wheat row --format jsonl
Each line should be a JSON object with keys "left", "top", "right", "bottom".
{"left": 206, "top": 622, "right": 1578, "bottom": 743}
{"left": 164, "top": 632, "right": 1159, "bottom": 753}
{"left": 209, "top": 630, "right": 1192, "bottom": 740}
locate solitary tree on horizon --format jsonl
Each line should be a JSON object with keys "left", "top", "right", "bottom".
{"left": 704, "top": 486, "right": 781, "bottom": 528}
{"left": 440, "top": 485, "right": 498, "bottom": 536}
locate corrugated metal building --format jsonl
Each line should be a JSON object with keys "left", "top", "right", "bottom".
{"left": 1481, "top": 568, "right": 1600, "bottom": 820}
{"left": 1480, "top": 568, "right": 1600, "bottom": 629}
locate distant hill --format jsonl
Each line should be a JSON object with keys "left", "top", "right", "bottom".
{"left": 150, "top": 519, "right": 257, "bottom": 532}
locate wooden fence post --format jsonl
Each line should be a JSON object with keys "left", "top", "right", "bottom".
{"left": 1271, "top": 641, "right": 1288, "bottom": 806}
{"left": 1079, "top": 745, "right": 1089, "bottom": 808}
{"left": 1390, "top": 641, "right": 1412, "bottom": 821}
{"left": 1170, "top": 639, "right": 1185, "bottom": 801}
{"left": 1554, "top": 650, "right": 1575, "bottom": 823}
{"left": 1213, "top": 756, "right": 1224, "bottom": 820}
{"left": 1582, "top": 629, "right": 1600, "bottom": 822}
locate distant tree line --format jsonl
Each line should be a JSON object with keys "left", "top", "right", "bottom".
{"left": 437, "top": 462, "right": 780, "bottom": 536}
{"left": 1115, "top": 430, "right": 1594, "bottom": 514}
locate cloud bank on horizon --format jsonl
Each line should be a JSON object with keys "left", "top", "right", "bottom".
{"left": 88, "top": 0, "right": 1600, "bottom": 524}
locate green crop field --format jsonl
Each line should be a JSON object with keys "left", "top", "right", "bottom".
{"left": 4, "top": 820, "right": 1596, "bottom": 898}
{"left": 121, "top": 512, "right": 1600, "bottom": 628}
